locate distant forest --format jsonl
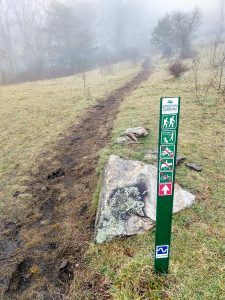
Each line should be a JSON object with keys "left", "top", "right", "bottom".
{"left": 0, "top": 0, "right": 151, "bottom": 83}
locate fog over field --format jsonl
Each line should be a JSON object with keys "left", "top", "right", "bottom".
{"left": 0, "top": 0, "right": 223, "bottom": 83}
{"left": 1, "top": 1, "right": 225, "bottom": 299}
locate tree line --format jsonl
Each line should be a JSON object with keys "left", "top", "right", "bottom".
{"left": 0, "top": 0, "right": 208, "bottom": 85}
{"left": 151, "top": 8, "right": 202, "bottom": 58}
{"left": 0, "top": 0, "right": 151, "bottom": 84}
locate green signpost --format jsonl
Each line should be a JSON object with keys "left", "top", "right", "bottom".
{"left": 154, "top": 97, "right": 180, "bottom": 274}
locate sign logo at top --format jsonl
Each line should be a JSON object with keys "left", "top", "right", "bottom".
{"left": 162, "top": 97, "right": 179, "bottom": 115}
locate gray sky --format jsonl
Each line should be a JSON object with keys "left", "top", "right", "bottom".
{"left": 150, "top": 0, "right": 215, "bottom": 12}
{"left": 145, "top": 0, "right": 220, "bottom": 35}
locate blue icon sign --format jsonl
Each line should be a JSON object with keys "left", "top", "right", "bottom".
{"left": 156, "top": 245, "right": 169, "bottom": 258}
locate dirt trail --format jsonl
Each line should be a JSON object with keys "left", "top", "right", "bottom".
{"left": 0, "top": 60, "right": 150, "bottom": 299}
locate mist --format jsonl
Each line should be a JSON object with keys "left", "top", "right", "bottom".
{"left": 0, "top": 0, "right": 223, "bottom": 84}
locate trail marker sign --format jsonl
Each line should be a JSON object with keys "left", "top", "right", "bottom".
{"left": 154, "top": 97, "right": 180, "bottom": 274}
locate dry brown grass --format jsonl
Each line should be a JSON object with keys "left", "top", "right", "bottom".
{"left": 0, "top": 62, "right": 139, "bottom": 219}
{"left": 87, "top": 53, "right": 225, "bottom": 299}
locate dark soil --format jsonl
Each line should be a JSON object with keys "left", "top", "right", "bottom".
{"left": 0, "top": 60, "right": 150, "bottom": 299}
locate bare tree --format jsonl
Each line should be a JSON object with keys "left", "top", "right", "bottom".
{"left": 151, "top": 14, "right": 174, "bottom": 57}
{"left": 192, "top": 41, "right": 225, "bottom": 105}
{"left": 172, "top": 8, "right": 202, "bottom": 58}
{"left": 192, "top": 58, "right": 215, "bottom": 105}
{"left": 151, "top": 8, "right": 201, "bottom": 58}
{"left": 0, "top": 0, "right": 18, "bottom": 79}
{"left": 217, "top": 0, "right": 225, "bottom": 41}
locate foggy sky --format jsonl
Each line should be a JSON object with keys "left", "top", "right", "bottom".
{"left": 1, "top": 0, "right": 223, "bottom": 83}
{"left": 66, "top": 0, "right": 221, "bottom": 34}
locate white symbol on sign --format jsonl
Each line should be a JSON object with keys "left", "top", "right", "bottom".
{"left": 164, "top": 137, "right": 168, "bottom": 143}
{"left": 156, "top": 245, "right": 169, "bottom": 258}
{"left": 161, "top": 148, "right": 173, "bottom": 157}
{"left": 162, "top": 98, "right": 179, "bottom": 115}
{"left": 163, "top": 116, "right": 176, "bottom": 129}
{"left": 164, "top": 132, "right": 174, "bottom": 144}
{"left": 160, "top": 173, "right": 172, "bottom": 181}
{"left": 169, "top": 116, "right": 175, "bottom": 128}
{"left": 170, "top": 131, "right": 174, "bottom": 142}
{"left": 163, "top": 118, "right": 169, "bottom": 128}
{"left": 161, "top": 160, "right": 173, "bottom": 170}
{"left": 161, "top": 185, "right": 170, "bottom": 195}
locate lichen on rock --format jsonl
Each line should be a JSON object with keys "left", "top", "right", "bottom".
{"left": 94, "top": 155, "right": 195, "bottom": 243}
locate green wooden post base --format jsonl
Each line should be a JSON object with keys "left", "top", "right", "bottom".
{"left": 154, "top": 97, "right": 181, "bottom": 274}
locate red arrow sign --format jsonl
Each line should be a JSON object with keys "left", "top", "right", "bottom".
{"left": 159, "top": 183, "right": 172, "bottom": 196}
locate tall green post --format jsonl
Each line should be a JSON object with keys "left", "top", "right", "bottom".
{"left": 154, "top": 97, "right": 180, "bottom": 274}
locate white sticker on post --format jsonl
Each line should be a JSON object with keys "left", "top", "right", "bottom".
{"left": 162, "top": 97, "right": 179, "bottom": 115}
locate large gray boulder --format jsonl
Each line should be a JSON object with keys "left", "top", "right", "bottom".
{"left": 95, "top": 155, "right": 195, "bottom": 244}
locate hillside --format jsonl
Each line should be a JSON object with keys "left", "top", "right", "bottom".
{"left": 0, "top": 51, "right": 225, "bottom": 300}
{"left": 87, "top": 54, "right": 225, "bottom": 299}
{"left": 0, "top": 62, "right": 139, "bottom": 219}
{"left": 0, "top": 61, "right": 148, "bottom": 299}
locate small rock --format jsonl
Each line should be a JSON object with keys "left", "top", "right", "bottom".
{"left": 146, "top": 149, "right": 158, "bottom": 155}
{"left": 125, "top": 132, "right": 138, "bottom": 142}
{"left": 40, "top": 220, "right": 50, "bottom": 226}
{"left": 59, "top": 259, "right": 69, "bottom": 270}
{"left": 80, "top": 203, "right": 88, "bottom": 215}
{"left": 13, "top": 191, "right": 21, "bottom": 198}
{"left": 115, "top": 136, "right": 129, "bottom": 145}
{"left": 124, "top": 127, "right": 149, "bottom": 137}
{"left": 144, "top": 150, "right": 158, "bottom": 161}
{"left": 115, "top": 136, "right": 139, "bottom": 145}
{"left": 176, "top": 156, "right": 186, "bottom": 166}
{"left": 185, "top": 163, "right": 203, "bottom": 172}
{"left": 144, "top": 153, "right": 158, "bottom": 160}
{"left": 47, "top": 169, "right": 64, "bottom": 180}
{"left": 48, "top": 242, "right": 57, "bottom": 249}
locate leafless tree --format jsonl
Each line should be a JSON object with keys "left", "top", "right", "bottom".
{"left": 216, "top": 0, "right": 225, "bottom": 41}
{"left": 192, "top": 58, "right": 215, "bottom": 105}
{"left": 0, "top": 0, "right": 18, "bottom": 79}
{"left": 172, "top": 8, "right": 202, "bottom": 58}
{"left": 151, "top": 8, "right": 201, "bottom": 58}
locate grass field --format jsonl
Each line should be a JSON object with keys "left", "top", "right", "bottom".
{"left": 85, "top": 52, "right": 225, "bottom": 299}
{"left": 1, "top": 48, "right": 225, "bottom": 299}
{"left": 0, "top": 62, "right": 140, "bottom": 219}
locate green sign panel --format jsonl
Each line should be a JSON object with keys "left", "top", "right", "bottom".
{"left": 161, "top": 130, "right": 176, "bottom": 144}
{"left": 154, "top": 97, "right": 180, "bottom": 274}
{"left": 159, "top": 171, "right": 173, "bottom": 184}
{"left": 161, "top": 115, "right": 177, "bottom": 130}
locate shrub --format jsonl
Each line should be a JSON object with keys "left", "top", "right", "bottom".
{"left": 168, "top": 61, "right": 188, "bottom": 78}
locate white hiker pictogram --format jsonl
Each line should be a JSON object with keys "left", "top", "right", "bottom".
{"left": 169, "top": 116, "right": 176, "bottom": 128}
{"left": 170, "top": 131, "right": 174, "bottom": 142}
{"left": 163, "top": 117, "right": 169, "bottom": 128}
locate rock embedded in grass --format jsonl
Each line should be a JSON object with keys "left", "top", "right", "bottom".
{"left": 94, "top": 155, "right": 195, "bottom": 243}
{"left": 144, "top": 149, "right": 158, "bottom": 161}
{"left": 115, "top": 136, "right": 139, "bottom": 145}
{"left": 115, "top": 126, "right": 149, "bottom": 145}
{"left": 185, "top": 163, "right": 203, "bottom": 172}
{"left": 176, "top": 156, "right": 186, "bottom": 166}
{"left": 124, "top": 127, "right": 149, "bottom": 137}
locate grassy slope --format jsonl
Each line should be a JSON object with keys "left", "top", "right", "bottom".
{"left": 0, "top": 62, "right": 140, "bottom": 218}
{"left": 86, "top": 54, "right": 225, "bottom": 299}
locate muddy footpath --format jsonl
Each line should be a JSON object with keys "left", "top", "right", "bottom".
{"left": 0, "top": 60, "right": 150, "bottom": 300}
